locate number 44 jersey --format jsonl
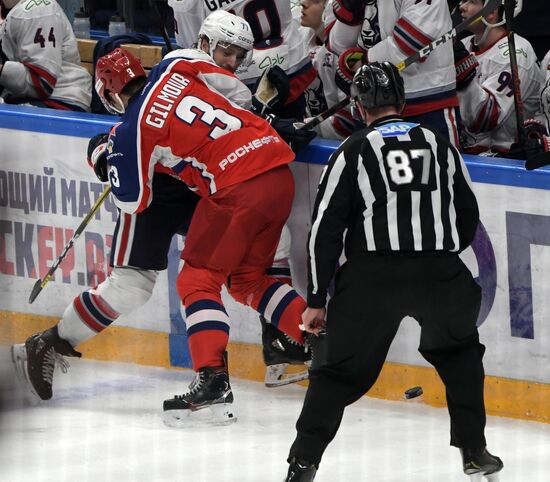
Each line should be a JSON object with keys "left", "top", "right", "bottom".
{"left": 105, "top": 50, "right": 295, "bottom": 215}
{"left": 0, "top": 0, "right": 92, "bottom": 110}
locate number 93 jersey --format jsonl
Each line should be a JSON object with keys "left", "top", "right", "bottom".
{"left": 105, "top": 52, "right": 295, "bottom": 215}
{"left": 458, "top": 34, "right": 543, "bottom": 152}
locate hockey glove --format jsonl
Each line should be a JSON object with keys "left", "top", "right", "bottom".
{"left": 333, "top": 0, "right": 366, "bottom": 26}
{"left": 252, "top": 66, "right": 290, "bottom": 116}
{"left": 335, "top": 47, "right": 368, "bottom": 96}
{"left": 87, "top": 133, "right": 110, "bottom": 182}
{"left": 524, "top": 118, "right": 549, "bottom": 141}
{"left": 453, "top": 41, "right": 479, "bottom": 91}
{"left": 266, "top": 114, "right": 317, "bottom": 153}
{"left": 508, "top": 136, "right": 550, "bottom": 164}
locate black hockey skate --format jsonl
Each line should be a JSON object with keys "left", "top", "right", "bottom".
{"left": 261, "top": 316, "right": 311, "bottom": 387}
{"left": 163, "top": 361, "right": 236, "bottom": 427}
{"left": 11, "top": 326, "right": 81, "bottom": 401}
{"left": 285, "top": 457, "right": 317, "bottom": 482}
{"left": 460, "top": 447, "right": 503, "bottom": 481}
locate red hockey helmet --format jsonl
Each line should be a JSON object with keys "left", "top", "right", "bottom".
{"left": 95, "top": 48, "right": 146, "bottom": 115}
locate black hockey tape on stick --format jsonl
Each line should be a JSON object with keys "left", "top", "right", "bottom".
{"left": 300, "top": 0, "right": 503, "bottom": 131}
{"left": 504, "top": 0, "right": 527, "bottom": 146}
{"left": 525, "top": 150, "right": 550, "bottom": 171}
{"left": 28, "top": 186, "right": 112, "bottom": 304}
{"left": 300, "top": 97, "right": 351, "bottom": 130}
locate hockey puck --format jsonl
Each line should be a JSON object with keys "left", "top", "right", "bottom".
{"left": 404, "top": 386, "right": 423, "bottom": 399}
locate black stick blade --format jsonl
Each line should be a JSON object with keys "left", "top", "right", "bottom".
{"left": 28, "top": 279, "right": 44, "bottom": 304}
{"left": 525, "top": 151, "right": 550, "bottom": 171}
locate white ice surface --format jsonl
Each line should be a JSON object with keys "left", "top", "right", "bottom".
{"left": 1, "top": 347, "right": 549, "bottom": 482}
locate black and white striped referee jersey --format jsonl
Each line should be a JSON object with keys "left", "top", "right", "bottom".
{"left": 307, "top": 115, "right": 480, "bottom": 307}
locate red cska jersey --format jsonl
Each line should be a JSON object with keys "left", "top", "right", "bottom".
{"left": 106, "top": 51, "right": 295, "bottom": 214}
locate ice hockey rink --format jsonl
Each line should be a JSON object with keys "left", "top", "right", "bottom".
{"left": 0, "top": 347, "right": 548, "bottom": 482}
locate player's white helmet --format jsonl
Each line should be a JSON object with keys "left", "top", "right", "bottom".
{"left": 198, "top": 10, "right": 254, "bottom": 67}
{"left": 482, "top": 0, "right": 523, "bottom": 28}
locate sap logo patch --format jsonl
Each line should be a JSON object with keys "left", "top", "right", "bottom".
{"left": 375, "top": 122, "right": 419, "bottom": 137}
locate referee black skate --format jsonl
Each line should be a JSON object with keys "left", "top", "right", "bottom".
{"left": 284, "top": 62, "right": 503, "bottom": 482}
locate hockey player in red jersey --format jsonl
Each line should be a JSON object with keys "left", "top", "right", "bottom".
{"left": 12, "top": 13, "right": 312, "bottom": 422}
{"left": 101, "top": 42, "right": 310, "bottom": 425}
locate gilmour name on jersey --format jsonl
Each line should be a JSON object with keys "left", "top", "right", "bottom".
{"left": 145, "top": 73, "right": 190, "bottom": 129}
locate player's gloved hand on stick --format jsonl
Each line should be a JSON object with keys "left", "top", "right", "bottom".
{"left": 87, "top": 133, "right": 110, "bottom": 182}
{"left": 453, "top": 40, "right": 479, "bottom": 91}
{"left": 266, "top": 114, "right": 317, "bottom": 153}
{"left": 335, "top": 47, "right": 368, "bottom": 96}
{"left": 508, "top": 136, "right": 550, "bottom": 164}
{"left": 333, "top": 0, "right": 366, "bottom": 25}
{"left": 252, "top": 66, "right": 290, "bottom": 116}
{"left": 524, "top": 118, "right": 549, "bottom": 141}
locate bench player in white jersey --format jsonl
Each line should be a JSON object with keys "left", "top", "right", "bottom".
{"left": 0, "top": 0, "right": 91, "bottom": 111}
{"left": 326, "top": 0, "right": 461, "bottom": 146}
{"left": 12, "top": 13, "right": 310, "bottom": 418}
{"left": 168, "top": 0, "right": 317, "bottom": 119}
{"left": 454, "top": 0, "right": 542, "bottom": 155}
{"left": 510, "top": 49, "right": 550, "bottom": 165}
{"left": 538, "top": 50, "right": 550, "bottom": 134}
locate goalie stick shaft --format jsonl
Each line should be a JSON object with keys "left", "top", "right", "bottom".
{"left": 28, "top": 186, "right": 112, "bottom": 304}
{"left": 302, "top": 0, "right": 503, "bottom": 131}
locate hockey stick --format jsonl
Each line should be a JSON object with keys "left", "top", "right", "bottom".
{"left": 28, "top": 186, "right": 112, "bottom": 304}
{"left": 525, "top": 150, "right": 550, "bottom": 171}
{"left": 300, "top": 0, "right": 503, "bottom": 131}
{"left": 504, "top": 0, "right": 527, "bottom": 146}
{"left": 150, "top": 0, "right": 174, "bottom": 52}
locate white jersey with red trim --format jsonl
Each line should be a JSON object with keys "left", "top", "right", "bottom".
{"left": 105, "top": 50, "right": 294, "bottom": 214}
{"left": 459, "top": 34, "right": 542, "bottom": 152}
{"left": 328, "top": 0, "right": 457, "bottom": 117}
{"left": 168, "top": 0, "right": 316, "bottom": 96}
{"left": 0, "top": 0, "right": 92, "bottom": 110}
{"left": 539, "top": 50, "right": 550, "bottom": 132}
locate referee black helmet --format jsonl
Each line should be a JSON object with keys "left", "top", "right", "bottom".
{"left": 351, "top": 62, "right": 405, "bottom": 110}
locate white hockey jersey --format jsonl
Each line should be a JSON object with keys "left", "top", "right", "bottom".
{"left": 459, "top": 33, "right": 543, "bottom": 153}
{"left": 539, "top": 50, "right": 550, "bottom": 132}
{"left": 0, "top": 0, "right": 92, "bottom": 111}
{"left": 168, "top": 0, "right": 316, "bottom": 100}
{"left": 328, "top": 0, "right": 458, "bottom": 117}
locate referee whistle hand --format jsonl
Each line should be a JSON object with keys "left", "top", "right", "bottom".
{"left": 300, "top": 307, "right": 326, "bottom": 335}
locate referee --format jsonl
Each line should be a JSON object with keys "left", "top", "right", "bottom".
{"left": 284, "top": 62, "right": 503, "bottom": 481}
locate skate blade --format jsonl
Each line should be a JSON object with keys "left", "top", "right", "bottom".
{"left": 10, "top": 344, "right": 41, "bottom": 403}
{"left": 163, "top": 403, "right": 237, "bottom": 428}
{"left": 468, "top": 472, "right": 501, "bottom": 481}
{"left": 264, "top": 363, "right": 309, "bottom": 388}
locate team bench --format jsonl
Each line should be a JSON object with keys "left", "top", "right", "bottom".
{"left": 77, "top": 39, "right": 164, "bottom": 75}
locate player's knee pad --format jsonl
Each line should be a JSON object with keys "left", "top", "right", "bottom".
{"left": 95, "top": 267, "right": 158, "bottom": 314}
{"left": 274, "top": 224, "right": 291, "bottom": 261}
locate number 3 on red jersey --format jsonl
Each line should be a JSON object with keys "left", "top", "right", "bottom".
{"left": 176, "top": 95, "right": 243, "bottom": 140}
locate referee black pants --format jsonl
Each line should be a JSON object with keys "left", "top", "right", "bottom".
{"left": 289, "top": 252, "right": 487, "bottom": 466}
